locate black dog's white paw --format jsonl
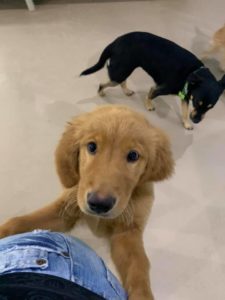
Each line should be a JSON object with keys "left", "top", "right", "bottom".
{"left": 183, "top": 123, "right": 193, "bottom": 130}
{"left": 98, "top": 85, "right": 105, "bottom": 97}
{"left": 145, "top": 98, "right": 155, "bottom": 111}
{"left": 125, "top": 90, "right": 135, "bottom": 96}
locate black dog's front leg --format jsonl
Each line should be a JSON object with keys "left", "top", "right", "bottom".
{"left": 145, "top": 85, "right": 170, "bottom": 111}
{"left": 146, "top": 85, "right": 193, "bottom": 130}
{"left": 181, "top": 99, "right": 193, "bottom": 130}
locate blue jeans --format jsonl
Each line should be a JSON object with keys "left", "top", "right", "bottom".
{"left": 0, "top": 230, "right": 127, "bottom": 300}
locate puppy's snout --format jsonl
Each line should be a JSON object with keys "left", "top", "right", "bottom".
{"left": 87, "top": 192, "right": 116, "bottom": 214}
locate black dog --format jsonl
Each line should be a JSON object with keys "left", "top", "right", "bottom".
{"left": 81, "top": 32, "right": 225, "bottom": 129}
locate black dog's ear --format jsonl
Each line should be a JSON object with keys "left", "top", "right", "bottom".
{"left": 187, "top": 72, "right": 202, "bottom": 86}
{"left": 218, "top": 74, "right": 225, "bottom": 90}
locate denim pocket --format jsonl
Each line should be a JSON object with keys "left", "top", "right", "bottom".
{"left": 0, "top": 246, "right": 50, "bottom": 274}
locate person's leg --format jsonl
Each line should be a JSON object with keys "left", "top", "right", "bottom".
{"left": 0, "top": 231, "right": 71, "bottom": 279}
{"left": 0, "top": 231, "right": 127, "bottom": 300}
{"left": 65, "top": 234, "right": 127, "bottom": 300}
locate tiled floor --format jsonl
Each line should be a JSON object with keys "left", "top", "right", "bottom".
{"left": 0, "top": 1, "right": 225, "bottom": 299}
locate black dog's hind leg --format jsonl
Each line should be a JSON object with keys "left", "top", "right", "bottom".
{"left": 120, "top": 81, "right": 135, "bottom": 96}
{"left": 145, "top": 87, "right": 157, "bottom": 111}
{"left": 181, "top": 99, "right": 193, "bottom": 130}
{"left": 98, "top": 81, "right": 119, "bottom": 97}
{"left": 100, "top": 58, "right": 134, "bottom": 97}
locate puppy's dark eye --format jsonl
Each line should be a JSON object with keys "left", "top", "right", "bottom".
{"left": 87, "top": 142, "right": 97, "bottom": 154}
{"left": 127, "top": 150, "right": 139, "bottom": 163}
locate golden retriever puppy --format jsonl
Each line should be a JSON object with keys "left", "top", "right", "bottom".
{"left": 0, "top": 105, "right": 174, "bottom": 300}
{"left": 204, "top": 24, "right": 225, "bottom": 71}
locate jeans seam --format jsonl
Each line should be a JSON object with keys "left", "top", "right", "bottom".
{"left": 106, "top": 268, "right": 125, "bottom": 299}
{"left": 54, "top": 234, "right": 116, "bottom": 299}
{"left": 0, "top": 245, "right": 63, "bottom": 254}
{"left": 55, "top": 232, "right": 74, "bottom": 282}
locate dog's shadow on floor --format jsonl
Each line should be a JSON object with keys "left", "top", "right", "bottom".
{"left": 153, "top": 97, "right": 171, "bottom": 119}
{"left": 136, "top": 92, "right": 193, "bottom": 161}
{"left": 38, "top": 97, "right": 102, "bottom": 129}
{"left": 157, "top": 98, "right": 194, "bottom": 161}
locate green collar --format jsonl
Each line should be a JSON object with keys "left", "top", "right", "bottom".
{"left": 178, "top": 82, "right": 189, "bottom": 101}
{"left": 178, "top": 66, "right": 206, "bottom": 101}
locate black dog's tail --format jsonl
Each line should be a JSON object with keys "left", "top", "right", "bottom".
{"left": 80, "top": 44, "right": 112, "bottom": 76}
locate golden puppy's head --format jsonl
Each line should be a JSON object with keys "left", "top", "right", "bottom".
{"left": 55, "top": 105, "right": 174, "bottom": 219}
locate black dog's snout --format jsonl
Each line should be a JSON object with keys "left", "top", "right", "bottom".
{"left": 87, "top": 192, "right": 116, "bottom": 214}
{"left": 190, "top": 112, "right": 202, "bottom": 124}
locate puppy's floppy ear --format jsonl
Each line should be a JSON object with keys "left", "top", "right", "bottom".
{"left": 55, "top": 118, "right": 84, "bottom": 188}
{"left": 218, "top": 74, "right": 225, "bottom": 90}
{"left": 141, "top": 127, "right": 174, "bottom": 183}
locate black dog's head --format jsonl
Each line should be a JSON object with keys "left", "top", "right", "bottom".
{"left": 187, "top": 69, "right": 225, "bottom": 123}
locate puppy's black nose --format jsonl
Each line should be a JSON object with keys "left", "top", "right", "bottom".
{"left": 87, "top": 192, "right": 116, "bottom": 214}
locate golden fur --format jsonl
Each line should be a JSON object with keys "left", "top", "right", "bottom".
{"left": 204, "top": 24, "right": 225, "bottom": 71}
{"left": 0, "top": 105, "right": 174, "bottom": 300}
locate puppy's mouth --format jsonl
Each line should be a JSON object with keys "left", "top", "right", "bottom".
{"left": 85, "top": 208, "right": 112, "bottom": 219}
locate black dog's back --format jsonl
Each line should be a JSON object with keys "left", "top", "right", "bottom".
{"left": 81, "top": 32, "right": 225, "bottom": 128}
{"left": 81, "top": 32, "right": 203, "bottom": 92}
